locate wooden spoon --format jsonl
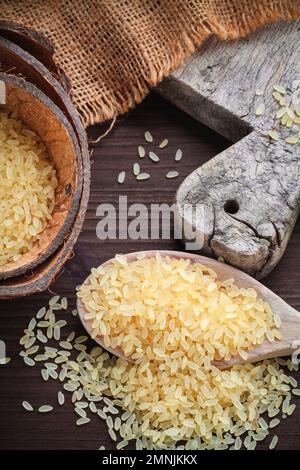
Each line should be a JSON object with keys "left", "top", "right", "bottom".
{"left": 77, "top": 250, "right": 300, "bottom": 368}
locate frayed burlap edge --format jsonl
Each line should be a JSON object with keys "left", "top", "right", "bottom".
{"left": 2, "top": 1, "right": 300, "bottom": 128}
{"left": 78, "top": 4, "right": 300, "bottom": 128}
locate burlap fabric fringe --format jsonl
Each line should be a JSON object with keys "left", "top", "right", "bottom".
{"left": 1, "top": 0, "right": 300, "bottom": 128}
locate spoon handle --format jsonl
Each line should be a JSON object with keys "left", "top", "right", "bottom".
{"left": 280, "top": 306, "right": 300, "bottom": 351}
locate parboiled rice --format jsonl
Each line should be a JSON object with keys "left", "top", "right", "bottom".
{"left": 16, "top": 257, "right": 298, "bottom": 450}
{"left": 74, "top": 254, "right": 293, "bottom": 448}
{"left": 78, "top": 254, "right": 281, "bottom": 363}
{"left": 0, "top": 111, "right": 57, "bottom": 265}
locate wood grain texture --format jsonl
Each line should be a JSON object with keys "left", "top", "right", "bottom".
{"left": 0, "top": 94, "right": 300, "bottom": 450}
{"left": 158, "top": 19, "right": 300, "bottom": 279}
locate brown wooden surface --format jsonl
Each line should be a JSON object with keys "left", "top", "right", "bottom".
{"left": 0, "top": 93, "right": 299, "bottom": 450}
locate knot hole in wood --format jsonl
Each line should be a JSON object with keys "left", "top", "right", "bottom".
{"left": 224, "top": 199, "right": 239, "bottom": 215}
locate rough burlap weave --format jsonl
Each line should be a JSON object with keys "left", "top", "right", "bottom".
{"left": 1, "top": 0, "right": 300, "bottom": 127}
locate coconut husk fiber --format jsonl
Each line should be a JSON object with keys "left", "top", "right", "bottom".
{"left": 1, "top": 0, "right": 300, "bottom": 128}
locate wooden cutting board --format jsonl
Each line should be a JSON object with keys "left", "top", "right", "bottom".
{"left": 158, "top": 19, "right": 300, "bottom": 279}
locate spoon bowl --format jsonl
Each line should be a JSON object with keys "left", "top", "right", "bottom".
{"left": 77, "top": 250, "right": 300, "bottom": 367}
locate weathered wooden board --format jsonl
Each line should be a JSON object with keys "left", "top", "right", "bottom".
{"left": 158, "top": 19, "right": 300, "bottom": 279}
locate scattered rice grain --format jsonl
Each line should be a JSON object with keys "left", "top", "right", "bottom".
{"left": 22, "top": 401, "right": 33, "bottom": 411}
{"left": 136, "top": 172, "right": 150, "bottom": 181}
{"left": 38, "top": 405, "right": 53, "bottom": 413}
{"left": 144, "top": 131, "right": 153, "bottom": 143}
{"left": 175, "top": 149, "right": 182, "bottom": 161}
{"left": 269, "top": 435, "right": 278, "bottom": 449}
{"left": 159, "top": 138, "right": 168, "bottom": 149}
{"left": 149, "top": 151, "right": 160, "bottom": 162}
{"left": 58, "top": 391, "right": 65, "bottom": 405}
{"left": 76, "top": 417, "right": 90, "bottom": 426}
{"left": 138, "top": 146, "right": 145, "bottom": 158}
{"left": 166, "top": 171, "right": 179, "bottom": 179}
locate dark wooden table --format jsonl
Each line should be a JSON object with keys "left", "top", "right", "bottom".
{"left": 0, "top": 93, "right": 299, "bottom": 450}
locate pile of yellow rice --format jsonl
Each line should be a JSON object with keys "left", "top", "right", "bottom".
{"left": 0, "top": 111, "right": 57, "bottom": 266}
{"left": 77, "top": 254, "right": 296, "bottom": 450}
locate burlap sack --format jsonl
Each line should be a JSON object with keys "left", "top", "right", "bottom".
{"left": 1, "top": 0, "right": 300, "bottom": 128}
